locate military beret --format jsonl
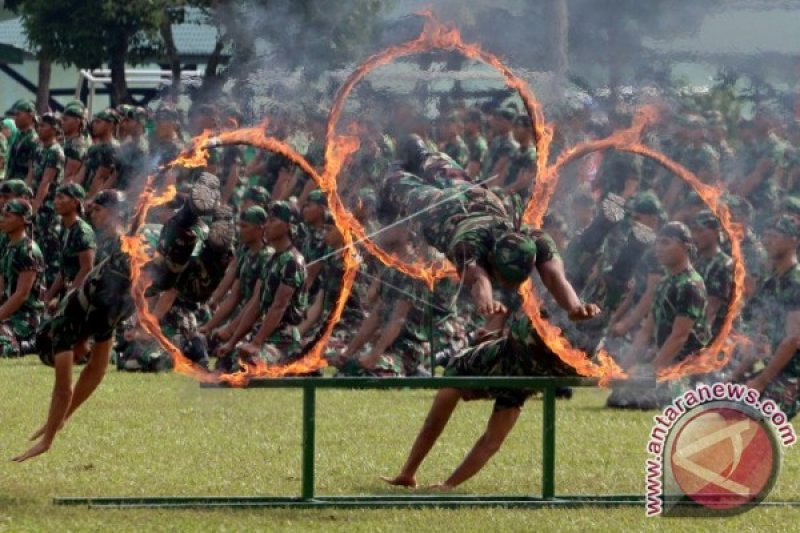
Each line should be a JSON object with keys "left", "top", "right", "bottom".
{"left": 240, "top": 205, "right": 268, "bottom": 225}
{"left": 56, "top": 182, "right": 86, "bottom": 200}
{"left": 13, "top": 100, "right": 36, "bottom": 114}
{"left": 491, "top": 231, "right": 536, "bottom": 284}
{"left": 94, "top": 109, "right": 119, "bottom": 124}
{"left": 0, "top": 179, "right": 33, "bottom": 198}
{"left": 770, "top": 215, "right": 800, "bottom": 239}
{"left": 630, "top": 191, "right": 664, "bottom": 217}
{"left": 3, "top": 198, "right": 32, "bottom": 221}
{"left": 268, "top": 200, "right": 296, "bottom": 223}
{"left": 493, "top": 107, "right": 516, "bottom": 122}
{"left": 243, "top": 185, "right": 269, "bottom": 205}
{"left": 93, "top": 189, "right": 125, "bottom": 208}
{"left": 688, "top": 209, "right": 720, "bottom": 230}
{"left": 659, "top": 221, "right": 693, "bottom": 245}
{"left": 307, "top": 189, "right": 327, "bottom": 207}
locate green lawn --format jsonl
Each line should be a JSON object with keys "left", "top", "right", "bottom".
{"left": 2, "top": 358, "right": 799, "bottom": 532}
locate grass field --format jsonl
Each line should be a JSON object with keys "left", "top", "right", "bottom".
{"left": 2, "top": 358, "right": 800, "bottom": 532}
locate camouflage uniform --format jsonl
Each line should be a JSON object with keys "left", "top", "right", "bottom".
{"left": 464, "top": 132, "right": 488, "bottom": 177}
{"left": 58, "top": 217, "right": 96, "bottom": 291}
{"left": 314, "top": 247, "right": 366, "bottom": 348}
{"left": 38, "top": 228, "right": 135, "bottom": 366}
{"left": 741, "top": 133, "right": 789, "bottom": 215}
{"left": 482, "top": 132, "right": 518, "bottom": 177}
{"left": 115, "top": 135, "right": 149, "bottom": 191}
{"left": 674, "top": 143, "right": 720, "bottom": 183}
{"left": 224, "top": 241, "right": 308, "bottom": 370}
{"left": 64, "top": 134, "right": 89, "bottom": 167}
{"left": 0, "top": 231, "right": 45, "bottom": 356}
{"left": 441, "top": 136, "right": 469, "bottom": 169}
{"left": 748, "top": 251, "right": 800, "bottom": 419}
{"left": 379, "top": 170, "right": 532, "bottom": 280}
{"left": 82, "top": 140, "right": 119, "bottom": 193}
{"left": 31, "top": 141, "right": 66, "bottom": 285}
{"left": 6, "top": 127, "right": 38, "bottom": 181}
{"left": 652, "top": 267, "right": 709, "bottom": 360}
{"left": 694, "top": 250, "right": 734, "bottom": 337}
{"left": 504, "top": 144, "right": 536, "bottom": 197}
{"left": 444, "top": 311, "right": 577, "bottom": 411}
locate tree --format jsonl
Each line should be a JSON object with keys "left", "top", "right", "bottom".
{"left": 9, "top": 0, "right": 189, "bottom": 106}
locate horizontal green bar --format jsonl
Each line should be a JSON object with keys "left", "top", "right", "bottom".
{"left": 53, "top": 495, "right": 800, "bottom": 509}
{"left": 200, "top": 376, "right": 603, "bottom": 390}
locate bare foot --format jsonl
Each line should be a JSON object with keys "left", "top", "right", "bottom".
{"left": 428, "top": 482, "right": 455, "bottom": 491}
{"left": 380, "top": 475, "right": 417, "bottom": 488}
{"left": 12, "top": 439, "right": 52, "bottom": 462}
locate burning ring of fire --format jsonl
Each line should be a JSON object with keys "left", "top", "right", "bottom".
{"left": 126, "top": 13, "right": 745, "bottom": 387}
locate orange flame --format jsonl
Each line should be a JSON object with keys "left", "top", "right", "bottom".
{"left": 120, "top": 12, "right": 746, "bottom": 388}
{"left": 169, "top": 130, "right": 214, "bottom": 169}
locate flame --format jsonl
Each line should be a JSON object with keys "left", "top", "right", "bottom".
{"left": 118, "top": 12, "right": 746, "bottom": 388}
{"left": 169, "top": 130, "right": 214, "bottom": 169}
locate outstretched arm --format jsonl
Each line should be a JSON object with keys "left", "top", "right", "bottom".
{"left": 537, "top": 258, "right": 600, "bottom": 320}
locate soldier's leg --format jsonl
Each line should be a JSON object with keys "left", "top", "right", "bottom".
{"left": 381, "top": 388, "right": 462, "bottom": 488}
{"left": 149, "top": 172, "right": 222, "bottom": 291}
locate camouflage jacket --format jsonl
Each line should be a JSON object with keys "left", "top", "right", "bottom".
{"left": 652, "top": 266, "right": 709, "bottom": 357}
{"left": 694, "top": 250, "right": 734, "bottom": 336}
{"left": 64, "top": 134, "right": 89, "bottom": 164}
{"left": 504, "top": 144, "right": 537, "bottom": 190}
{"left": 464, "top": 133, "right": 488, "bottom": 169}
{"left": 441, "top": 136, "right": 469, "bottom": 168}
{"left": 483, "top": 132, "right": 518, "bottom": 176}
{"left": 6, "top": 128, "right": 38, "bottom": 180}
{"left": 59, "top": 217, "right": 96, "bottom": 285}
{"left": 237, "top": 244, "right": 272, "bottom": 304}
{"left": 115, "top": 136, "right": 150, "bottom": 191}
{"left": 259, "top": 246, "right": 308, "bottom": 325}
{"left": 83, "top": 140, "right": 119, "bottom": 192}
{"left": 0, "top": 236, "right": 45, "bottom": 314}
{"left": 749, "top": 264, "right": 800, "bottom": 377}
{"left": 31, "top": 142, "right": 65, "bottom": 210}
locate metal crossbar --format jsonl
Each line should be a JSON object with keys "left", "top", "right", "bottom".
{"left": 53, "top": 376, "right": 800, "bottom": 510}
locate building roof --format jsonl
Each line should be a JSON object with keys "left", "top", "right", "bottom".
{"left": 0, "top": 7, "right": 227, "bottom": 60}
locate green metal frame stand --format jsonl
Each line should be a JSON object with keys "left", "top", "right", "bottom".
{"left": 52, "top": 377, "right": 800, "bottom": 510}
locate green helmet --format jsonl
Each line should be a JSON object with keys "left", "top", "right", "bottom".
{"left": 491, "top": 231, "right": 537, "bottom": 284}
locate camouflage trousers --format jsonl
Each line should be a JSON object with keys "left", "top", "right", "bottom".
{"left": 0, "top": 311, "right": 39, "bottom": 357}
{"left": 334, "top": 332, "right": 429, "bottom": 377}
{"left": 216, "top": 324, "right": 302, "bottom": 373}
{"left": 763, "top": 374, "right": 800, "bottom": 420}
{"left": 115, "top": 337, "right": 172, "bottom": 372}
{"left": 35, "top": 207, "right": 61, "bottom": 287}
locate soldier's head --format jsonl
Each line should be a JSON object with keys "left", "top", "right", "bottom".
{"left": 92, "top": 109, "right": 119, "bottom": 138}
{"left": 266, "top": 201, "right": 296, "bottom": 244}
{"left": 90, "top": 190, "right": 125, "bottom": 230}
{"left": 723, "top": 194, "right": 753, "bottom": 226}
{"left": 512, "top": 114, "right": 533, "bottom": 145}
{"left": 323, "top": 213, "right": 343, "bottom": 248}
{"left": 62, "top": 100, "right": 86, "bottom": 136}
{"left": 630, "top": 191, "right": 665, "bottom": 230}
{"left": 399, "top": 134, "right": 430, "bottom": 175}
{"left": 189, "top": 103, "right": 219, "bottom": 134}
{"left": 241, "top": 185, "right": 269, "bottom": 211}
{"left": 677, "top": 113, "right": 706, "bottom": 143}
{"left": 239, "top": 205, "right": 267, "bottom": 247}
{"left": 490, "top": 107, "right": 516, "bottom": 135}
{"left": 0, "top": 180, "right": 33, "bottom": 208}
{"left": 121, "top": 106, "right": 147, "bottom": 137}
{"left": 302, "top": 190, "right": 327, "bottom": 226}
{"left": 688, "top": 210, "right": 721, "bottom": 253}
{"left": 0, "top": 199, "right": 32, "bottom": 235}
{"left": 37, "top": 113, "right": 62, "bottom": 143}
{"left": 762, "top": 215, "right": 800, "bottom": 261}
{"left": 489, "top": 231, "right": 537, "bottom": 289}
{"left": 464, "top": 109, "right": 483, "bottom": 136}
{"left": 13, "top": 100, "right": 36, "bottom": 130}
{"left": 154, "top": 104, "right": 180, "bottom": 138}
{"left": 55, "top": 183, "right": 86, "bottom": 217}
{"left": 655, "top": 222, "right": 694, "bottom": 270}
{"left": 605, "top": 156, "right": 641, "bottom": 199}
